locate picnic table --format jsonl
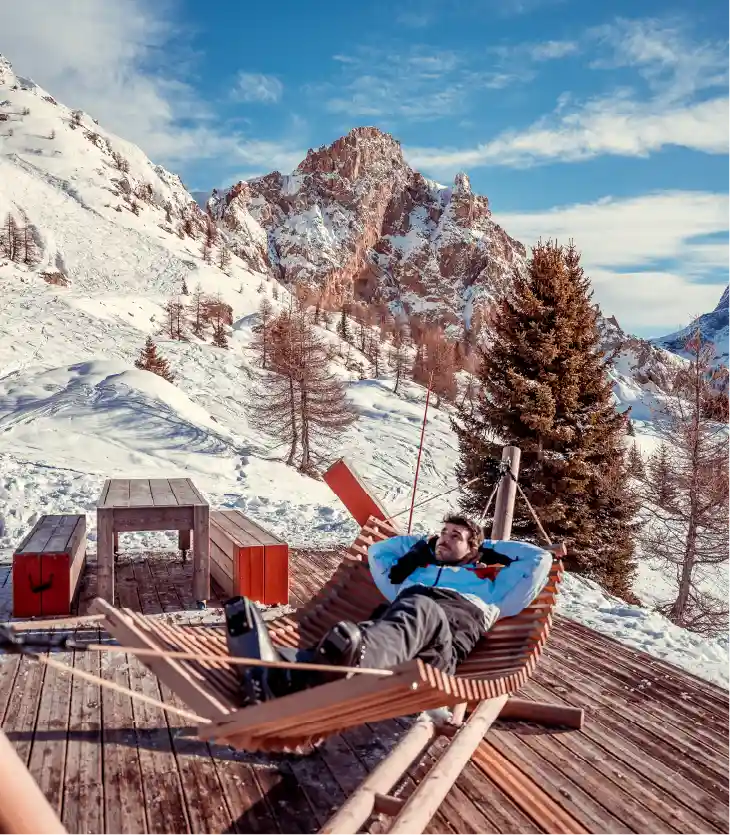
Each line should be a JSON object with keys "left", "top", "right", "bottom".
{"left": 96, "top": 478, "right": 210, "bottom": 606}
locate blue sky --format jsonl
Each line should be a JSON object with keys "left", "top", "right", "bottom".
{"left": 2, "top": 0, "right": 728, "bottom": 336}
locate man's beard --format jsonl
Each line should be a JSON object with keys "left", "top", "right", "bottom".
{"left": 435, "top": 549, "right": 474, "bottom": 565}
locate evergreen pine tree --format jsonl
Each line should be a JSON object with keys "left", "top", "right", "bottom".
{"left": 412, "top": 341, "right": 427, "bottom": 385}
{"left": 0, "top": 213, "right": 23, "bottom": 262}
{"left": 190, "top": 283, "right": 205, "bottom": 338}
{"left": 21, "top": 224, "right": 39, "bottom": 265}
{"left": 645, "top": 443, "right": 674, "bottom": 511}
{"left": 134, "top": 336, "right": 175, "bottom": 383}
{"left": 628, "top": 442, "right": 645, "bottom": 479}
{"left": 212, "top": 323, "right": 228, "bottom": 348}
{"left": 337, "top": 305, "right": 351, "bottom": 343}
{"left": 452, "top": 240, "right": 638, "bottom": 597}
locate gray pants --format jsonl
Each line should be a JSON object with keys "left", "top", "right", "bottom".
{"left": 358, "top": 586, "right": 486, "bottom": 675}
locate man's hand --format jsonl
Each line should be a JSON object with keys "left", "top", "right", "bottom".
{"left": 477, "top": 543, "right": 514, "bottom": 566}
{"left": 388, "top": 536, "right": 437, "bottom": 584}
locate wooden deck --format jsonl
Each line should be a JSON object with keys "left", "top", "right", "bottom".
{"left": 0, "top": 549, "right": 728, "bottom": 834}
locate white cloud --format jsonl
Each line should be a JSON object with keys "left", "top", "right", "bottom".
{"left": 527, "top": 40, "right": 579, "bottom": 60}
{"left": 493, "top": 191, "right": 728, "bottom": 333}
{"left": 490, "top": 0, "right": 567, "bottom": 17}
{"left": 589, "top": 17, "right": 728, "bottom": 103}
{"left": 232, "top": 72, "right": 283, "bottom": 104}
{"left": 320, "top": 28, "right": 584, "bottom": 122}
{"left": 405, "top": 17, "right": 729, "bottom": 172}
{"left": 406, "top": 95, "right": 728, "bottom": 171}
{"left": 491, "top": 39, "right": 578, "bottom": 63}
{"left": 318, "top": 47, "right": 471, "bottom": 121}
{"left": 0, "top": 0, "right": 297, "bottom": 172}
{"left": 318, "top": 40, "right": 571, "bottom": 120}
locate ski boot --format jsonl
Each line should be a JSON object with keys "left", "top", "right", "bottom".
{"left": 311, "top": 620, "right": 364, "bottom": 684}
{"left": 223, "top": 596, "right": 293, "bottom": 705}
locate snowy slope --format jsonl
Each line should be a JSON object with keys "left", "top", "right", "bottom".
{"left": 0, "top": 55, "right": 726, "bottom": 689}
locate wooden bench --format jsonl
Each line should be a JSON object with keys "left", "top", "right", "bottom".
{"left": 12, "top": 514, "right": 86, "bottom": 618}
{"left": 209, "top": 510, "right": 289, "bottom": 605}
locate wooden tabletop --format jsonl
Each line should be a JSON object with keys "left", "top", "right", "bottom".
{"left": 97, "top": 478, "right": 208, "bottom": 509}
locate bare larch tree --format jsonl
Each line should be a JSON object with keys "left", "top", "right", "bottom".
{"left": 248, "top": 307, "right": 357, "bottom": 473}
{"left": 641, "top": 330, "right": 729, "bottom": 636}
{"left": 388, "top": 321, "right": 410, "bottom": 395}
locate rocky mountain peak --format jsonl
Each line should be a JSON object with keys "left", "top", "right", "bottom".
{"left": 453, "top": 171, "right": 472, "bottom": 195}
{"left": 214, "top": 128, "right": 523, "bottom": 321}
{"left": 297, "top": 126, "right": 406, "bottom": 181}
{"left": 714, "top": 285, "right": 728, "bottom": 312}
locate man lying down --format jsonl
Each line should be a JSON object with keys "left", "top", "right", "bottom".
{"left": 223, "top": 514, "right": 552, "bottom": 705}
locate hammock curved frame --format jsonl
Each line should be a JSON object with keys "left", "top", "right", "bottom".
{"left": 91, "top": 515, "right": 563, "bottom": 754}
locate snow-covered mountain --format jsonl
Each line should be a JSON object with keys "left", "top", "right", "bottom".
{"left": 653, "top": 286, "right": 729, "bottom": 368}
{"left": 0, "top": 54, "right": 271, "bottom": 376}
{"left": 208, "top": 127, "right": 526, "bottom": 324}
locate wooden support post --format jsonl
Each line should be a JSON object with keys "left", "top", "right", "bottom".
{"left": 499, "top": 697, "right": 584, "bottom": 729}
{"left": 373, "top": 793, "right": 406, "bottom": 816}
{"left": 179, "top": 529, "right": 191, "bottom": 551}
{"left": 96, "top": 508, "right": 114, "bottom": 603}
{"left": 192, "top": 503, "right": 210, "bottom": 605}
{"left": 491, "top": 445, "right": 521, "bottom": 540}
{"left": 449, "top": 702, "right": 468, "bottom": 727}
{"left": 319, "top": 716, "right": 436, "bottom": 834}
{"left": 0, "top": 729, "right": 67, "bottom": 834}
{"left": 388, "top": 696, "right": 509, "bottom": 834}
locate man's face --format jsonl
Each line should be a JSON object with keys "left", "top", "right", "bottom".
{"left": 435, "top": 523, "right": 475, "bottom": 563}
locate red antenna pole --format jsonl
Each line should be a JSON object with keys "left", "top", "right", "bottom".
{"left": 407, "top": 372, "right": 433, "bottom": 534}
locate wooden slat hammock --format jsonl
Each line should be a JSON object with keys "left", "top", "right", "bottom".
{"left": 90, "top": 512, "right": 566, "bottom": 754}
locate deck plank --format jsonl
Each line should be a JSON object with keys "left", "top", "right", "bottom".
{"left": 27, "top": 632, "right": 74, "bottom": 818}
{"left": 531, "top": 658, "right": 728, "bottom": 781}
{"left": 101, "top": 561, "right": 149, "bottom": 834}
{"left": 2, "top": 653, "right": 46, "bottom": 765}
{"left": 63, "top": 627, "right": 105, "bottom": 835}
{"left": 129, "top": 560, "right": 191, "bottom": 834}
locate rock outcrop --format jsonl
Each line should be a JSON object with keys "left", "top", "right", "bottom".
{"left": 599, "top": 315, "right": 685, "bottom": 393}
{"left": 209, "top": 127, "right": 525, "bottom": 323}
